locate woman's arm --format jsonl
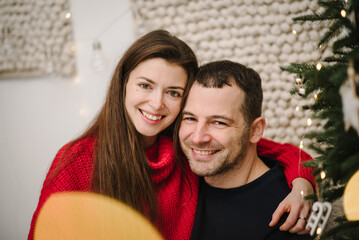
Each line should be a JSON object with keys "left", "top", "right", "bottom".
{"left": 257, "top": 138, "right": 314, "bottom": 234}
{"left": 269, "top": 178, "right": 313, "bottom": 234}
{"left": 28, "top": 139, "right": 94, "bottom": 240}
{"left": 257, "top": 138, "right": 315, "bottom": 187}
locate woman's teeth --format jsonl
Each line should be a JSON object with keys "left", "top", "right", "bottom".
{"left": 142, "top": 111, "right": 163, "bottom": 121}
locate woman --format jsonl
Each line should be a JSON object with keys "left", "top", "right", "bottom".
{"left": 29, "top": 30, "right": 314, "bottom": 240}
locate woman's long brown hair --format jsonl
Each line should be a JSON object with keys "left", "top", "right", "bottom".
{"left": 49, "top": 30, "right": 198, "bottom": 223}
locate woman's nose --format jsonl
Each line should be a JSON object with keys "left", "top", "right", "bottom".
{"left": 149, "top": 92, "right": 164, "bottom": 110}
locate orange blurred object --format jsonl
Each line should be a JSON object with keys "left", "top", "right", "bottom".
{"left": 34, "top": 192, "right": 163, "bottom": 240}
{"left": 344, "top": 170, "right": 359, "bottom": 221}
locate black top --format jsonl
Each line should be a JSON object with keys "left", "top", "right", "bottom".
{"left": 191, "top": 157, "right": 312, "bottom": 240}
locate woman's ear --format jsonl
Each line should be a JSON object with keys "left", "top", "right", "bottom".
{"left": 249, "top": 117, "right": 266, "bottom": 143}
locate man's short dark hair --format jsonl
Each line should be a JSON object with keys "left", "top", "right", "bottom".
{"left": 195, "top": 60, "right": 263, "bottom": 125}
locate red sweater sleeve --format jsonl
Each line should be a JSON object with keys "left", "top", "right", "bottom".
{"left": 28, "top": 138, "right": 94, "bottom": 240}
{"left": 257, "top": 138, "right": 315, "bottom": 188}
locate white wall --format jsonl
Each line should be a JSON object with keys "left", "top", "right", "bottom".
{"left": 0, "top": 0, "right": 134, "bottom": 239}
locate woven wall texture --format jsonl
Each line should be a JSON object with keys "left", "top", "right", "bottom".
{"left": 0, "top": 0, "right": 76, "bottom": 78}
{"left": 131, "top": 0, "right": 328, "bottom": 146}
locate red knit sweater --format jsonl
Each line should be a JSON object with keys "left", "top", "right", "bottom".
{"left": 28, "top": 136, "right": 314, "bottom": 240}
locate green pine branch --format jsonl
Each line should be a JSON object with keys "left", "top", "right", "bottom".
{"left": 318, "top": 0, "right": 346, "bottom": 9}
{"left": 319, "top": 19, "right": 347, "bottom": 47}
{"left": 281, "top": 1, "right": 359, "bottom": 238}
{"left": 321, "top": 220, "right": 359, "bottom": 240}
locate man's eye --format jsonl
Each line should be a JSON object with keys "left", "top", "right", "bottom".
{"left": 214, "top": 121, "right": 227, "bottom": 126}
{"left": 183, "top": 117, "right": 196, "bottom": 122}
{"left": 139, "top": 83, "right": 150, "bottom": 89}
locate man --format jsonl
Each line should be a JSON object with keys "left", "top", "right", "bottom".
{"left": 179, "top": 60, "right": 312, "bottom": 239}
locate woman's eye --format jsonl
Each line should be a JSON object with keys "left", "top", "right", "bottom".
{"left": 139, "top": 83, "right": 150, "bottom": 89}
{"left": 168, "top": 90, "right": 182, "bottom": 97}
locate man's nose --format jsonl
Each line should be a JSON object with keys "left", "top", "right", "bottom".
{"left": 191, "top": 123, "right": 211, "bottom": 144}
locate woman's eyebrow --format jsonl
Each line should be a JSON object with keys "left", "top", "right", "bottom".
{"left": 137, "top": 76, "right": 154, "bottom": 83}
{"left": 137, "top": 77, "right": 185, "bottom": 90}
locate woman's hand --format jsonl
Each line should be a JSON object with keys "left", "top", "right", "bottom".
{"left": 269, "top": 177, "right": 314, "bottom": 234}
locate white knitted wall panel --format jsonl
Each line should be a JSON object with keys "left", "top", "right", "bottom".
{"left": 0, "top": 0, "right": 76, "bottom": 79}
{"left": 131, "top": 0, "right": 326, "bottom": 145}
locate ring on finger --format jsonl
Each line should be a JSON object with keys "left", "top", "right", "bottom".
{"left": 298, "top": 216, "right": 308, "bottom": 222}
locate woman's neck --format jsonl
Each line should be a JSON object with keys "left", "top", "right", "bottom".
{"left": 142, "top": 135, "right": 158, "bottom": 148}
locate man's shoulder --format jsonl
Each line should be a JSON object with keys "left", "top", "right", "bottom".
{"left": 253, "top": 156, "right": 290, "bottom": 193}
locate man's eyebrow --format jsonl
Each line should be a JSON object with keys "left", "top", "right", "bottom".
{"left": 182, "top": 111, "right": 234, "bottom": 123}
{"left": 137, "top": 77, "right": 185, "bottom": 90}
{"left": 182, "top": 111, "right": 195, "bottom": 116}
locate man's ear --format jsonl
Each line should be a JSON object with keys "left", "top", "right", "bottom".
{"left": 249, "top": 117, "right": 266, "bottom": 143}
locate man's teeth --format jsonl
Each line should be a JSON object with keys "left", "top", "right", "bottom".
{"left": 193, "top": 149, "right": 216, "bottom": 155}
{"left": 142, "top": 111, "right": 162, "bottom": 121}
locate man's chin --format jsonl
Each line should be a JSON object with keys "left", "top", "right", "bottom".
{"left": 188, "top": 162, "right": 215, "bottom": 177}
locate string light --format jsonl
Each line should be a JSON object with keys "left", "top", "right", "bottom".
{"left": 316, "top": 227, "right": 322, "bottom": 235}
{"left": 299, "top": 140, "right": 304, "bottom": 149}
{"left": 292, "top": 29, "right": 297, "bottom": 35}
{"left": 296, "top": 105, "right": 300, "bottom": 111}
{"left": 320, "top": 171, "right": 326, "bottom": 179}
{"left": 65, "top": 12, "right": 72, "bottom": 19}
{"left": 298, "top": 87, "right": 306, "bottom": 96}
{"left": 301, "top": 190, "right": 304, "bottom": 199}
{"left": 307, "top": 118, "right": 312, "bottom": 127}
{"left": 314, "top": 94, "right": 318, "bottom": 101}
{"left": 316, "top": 62, "right": 322, "bottom": 71}
{"left": 71, "top": 44, "right": 76, "bottom": 52}
{"left": 295, "top": 77, "right": 303, "bottom": 85}
{"left": 74, "top": 75, "right": 81, "bottom": 84}
{"left": 319, "top": 44, "right": 323, "bottom": 49}
{"left": 82, "top": 7, "right": 130, "bottom": 73}
{"left": 91, "top": 40, "right": 108, "bottom": 72}
{"left": 341, "top": 9, "right": 347, "bottom": 18}
{"left": 79, "top": 107, "right": 88, "bottom": 117}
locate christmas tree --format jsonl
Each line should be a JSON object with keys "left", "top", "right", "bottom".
{"left": 281, "top": 0, "right": 359, "bottom": 239}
